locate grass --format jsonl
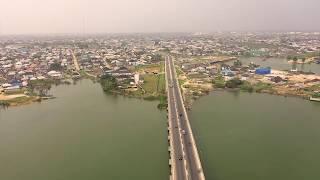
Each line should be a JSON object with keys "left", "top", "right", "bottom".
{"left": 141, "top": 74, "right": 166, "bottom": 96}
{"left": 130, "top": 62, "right": 167, "bottom": 109}
{"left": 134, "top": 64, "right": 161, "bottom": 73}
{"left": 2, "top": 96, "right": 38, "bottom": 106}
{"left": 129, "top": 62, "right": 166, "bottom": 97}
{"left": 253, "top": 82, "right": 273, "bottom": 92}
{"left": 187, "top": 73, "right": 208, "bottom": 79}
{"left": 4, "top": 89, "right": 25, "bottom": 95}
{"left": 175, "top": 66, "right": 184, "bottom": 76}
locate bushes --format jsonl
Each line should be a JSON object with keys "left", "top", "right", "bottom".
{"left": 0, "top": 101, "right": 10, "bottom": 108}
{"left": 212, "top": 76, "right": 271, "bottom": 94}
{"left": 28, "top": 79, "right": 54, "bottom": 96}
{"left": 312, "top": 92, "right": 320, "bottom": 98}
{"left": 225, "top": 78, "right": 243, "bottom": 88}
{"left": 212, "top": 75, "right": 225, "bottom": 88}
{"left": 240, "top": 81, "right": 254, "bottom": 92}
{"left": 157, "top": 95, "right": 168, "bottom": 110}
{"left": 254, "top": 82, "right": 273, "bottom": 93}
{"left": 100, "top": 74, "right": 118, "bottom": 92}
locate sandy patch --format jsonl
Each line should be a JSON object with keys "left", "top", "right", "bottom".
{"left": 0, "top": 94, "right": 27, "bottom": 100}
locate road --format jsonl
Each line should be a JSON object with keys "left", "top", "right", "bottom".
{"left": 166, "top": 56, "right": 187, "bottom": 180}
{"left": 69, "top": 49, "right": 80, "bottom": 71}
{"left": 165, "top": 56, "right": 205, "bottom": 180}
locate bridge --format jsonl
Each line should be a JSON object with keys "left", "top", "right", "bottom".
{"left": 165, "top": 56, "right": 206, "bottom": 180}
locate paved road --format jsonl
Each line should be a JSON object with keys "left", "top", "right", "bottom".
{"left": 165, "top": 56, "right": 205, "bottom": 180}
{"left": 165, "top": 57, "right": 187, "bottom": 180}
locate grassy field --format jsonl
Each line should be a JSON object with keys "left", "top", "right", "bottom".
{"left": 134, "top": 64, "right": 163, "bottom": 74}
{"left": 128, "top": 63, "right": 167, "bottom": 109}
{"left": 130, "top": 63, "right": 166, "bottom": 98}
{"left": 141, "top": 73, "right": 165, "bottom": 96}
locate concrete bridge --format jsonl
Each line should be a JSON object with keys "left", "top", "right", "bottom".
{"left": 165, "top": 56, "right": 206, "bottom": 180}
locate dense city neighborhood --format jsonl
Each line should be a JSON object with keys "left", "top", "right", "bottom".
{"left": 1, "top": 32, "right": 320, "bottom": 107}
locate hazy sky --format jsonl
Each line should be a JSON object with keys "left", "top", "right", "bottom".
{"left": 0, "top": 0, "right": 319, "bottom": 34}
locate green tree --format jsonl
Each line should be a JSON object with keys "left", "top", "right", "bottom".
{"left": 151, "top": 54, "right": 162, "bottom": 61}
{"left": 49, "top": 62, "right": 63, "bottom": 71}
{"left": 100, "top": 75, "right": 118, "bottom": 92}
{"left": 233, "top": 60, "right": 242, "bottom": 67}
{"left": 28, "top": 79, "right": 53, "bottom": 96}
{"left": 225, "top": 78, "right": 243, "bottom": 88}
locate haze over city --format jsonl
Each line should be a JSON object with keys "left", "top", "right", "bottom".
{"left": 1, "top": 0, "right": 320, "bottom": 35}
{"left": 1, "top": 1, "right": 320, "bottom": 180}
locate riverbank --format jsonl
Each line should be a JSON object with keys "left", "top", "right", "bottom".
{"left": 177, "top": 70, "right": 320, "bottom": 109}
{"left": 0, "top": 78, "right": 73, "bottom": 108}
{"left": 0, "top": 94, "right": 40, "bottom": 107}
{"left": 99, "top": 63, "right": 167, "bottom": 110}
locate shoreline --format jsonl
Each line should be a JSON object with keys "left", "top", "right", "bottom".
{"left": 183, "top": 87, "right": 316, "bottom": 110}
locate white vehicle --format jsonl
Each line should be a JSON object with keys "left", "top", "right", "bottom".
{"left": 181, "top": 130, "right": 186, "bottom": 135}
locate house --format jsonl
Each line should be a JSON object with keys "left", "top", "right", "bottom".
{"left": 134, "top": 74, "right": 140, "bottom": 85}
{"left": 111, "top": 67, "right": 132, "bottom": 77}
{"left": 4, "top": 85, "right": 21, "bottom": 93}
{"left": 255, "top": 67, "right": 271, "bottom": 75}
{"left": 47, "top": 71, "right": 62, "bottom": 79}
{"left": 221, "top": 67, "right": 234, "bottom": 77}
{"left": 102, "top": 67, "right": 113, "bottom": 75}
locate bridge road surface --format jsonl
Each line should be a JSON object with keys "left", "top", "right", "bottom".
{"left": 165, "top": 56, "right": 188, "bottom": 180}
{"left": 166, "top": 56, "right": 206, "bottom": 180}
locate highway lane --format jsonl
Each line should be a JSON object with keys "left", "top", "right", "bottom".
{"left": 165, "top": 56, "right": 187, "bottom": 180}
{"left": 167, "top": 56, "right": 205, "bottom": 180}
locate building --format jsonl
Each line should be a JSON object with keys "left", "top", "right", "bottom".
{"left": 255, "top": 67, "right": 271, "bottom": 75}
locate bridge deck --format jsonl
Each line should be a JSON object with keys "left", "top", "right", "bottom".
{"left": 165, "top": 56, "right": 205, "bottom": 180}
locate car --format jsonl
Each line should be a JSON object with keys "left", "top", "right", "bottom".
{"left": 179, "top": 113, "right": 183, "bottom": 117}
{"left": 181, "top": 130, "right": 186, "bottom": 135}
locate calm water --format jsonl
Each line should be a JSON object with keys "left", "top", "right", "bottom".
{"left": 2, "top": 79, "right": 320, "bottom": 180}
{"left": 190, "top": 91, "right": 320, "bottom": 180}
{"left": 0, "top": 80, "right": 168, "bottom": 180}
{"left": 235, "top": 57, "right": 320, "bottom": 74}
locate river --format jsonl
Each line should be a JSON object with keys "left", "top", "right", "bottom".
{"left": 0, "top": 80, "right": 169, "bottom": 180}
{"left": 190, "top": 91, "right": 320, "bottom": 180}
{"left": 1, "top": 80, "right": 320, "bottom": 180}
